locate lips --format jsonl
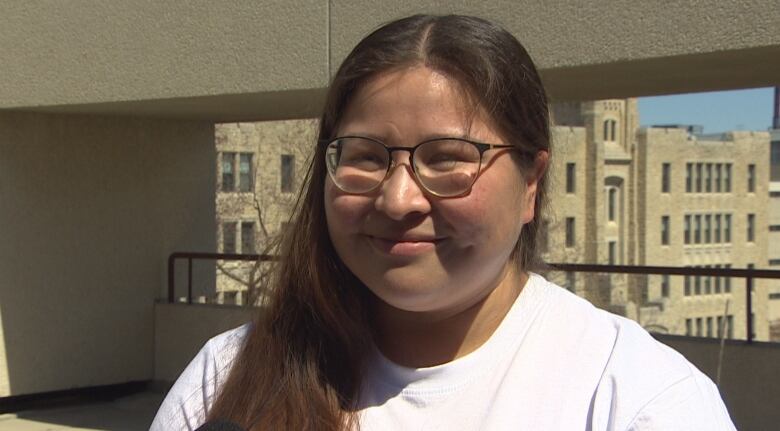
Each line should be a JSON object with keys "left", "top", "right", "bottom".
{"left": 367, "top": 234, "right": 444, "bottom": 256}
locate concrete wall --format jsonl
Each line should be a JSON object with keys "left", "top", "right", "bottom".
{"left": 0, "top": 112, "right": 215, "bottom": 396}
{"left": 154, "top": 303, "right": 253, "bottom": 382}
{"left": 658, "top": 334, "right": 780, "bottom": 431}
{"left": 1, "top": 1, "right": 778, "bottom": 120}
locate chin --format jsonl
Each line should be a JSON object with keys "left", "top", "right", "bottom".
{"left": 367, "top": 278, "right": 449, "bottom": 313}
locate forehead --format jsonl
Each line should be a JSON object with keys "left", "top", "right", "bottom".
{"left": 337, "top": 66, "right": 490, "bottom": 140}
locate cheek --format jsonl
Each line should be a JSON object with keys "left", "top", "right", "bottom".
{"left": 441, "top": 175, "right": 527, "bottom": 243}
{"left": 324, "top": 180, "right": 372, "bottom": 235}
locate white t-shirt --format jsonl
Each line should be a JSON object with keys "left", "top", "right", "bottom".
{"left": 151, "top": 274, "right": 736, "bottom": 430}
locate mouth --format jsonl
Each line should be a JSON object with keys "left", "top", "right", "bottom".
{"left": 366, "top": 235, "right": 445, "bottom": 256}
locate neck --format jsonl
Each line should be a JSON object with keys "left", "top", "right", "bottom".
{"left": 372, "top": 266, "right": 527, "bottom": 368}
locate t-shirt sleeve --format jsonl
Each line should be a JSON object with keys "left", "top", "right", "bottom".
{"left": 626, "top": 367, "right": 736, "bottom": 431}
{"left": 149, "top": 325, "right": 249, "bottom": 431}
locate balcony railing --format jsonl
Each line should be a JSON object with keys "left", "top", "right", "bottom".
{"left": 167, "top": 253, "right": 780, "bottom": 344}
{"left": 167, "top": 252, "right": 275, "bottom": 304}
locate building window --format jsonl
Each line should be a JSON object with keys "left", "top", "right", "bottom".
{"left": 705, "top": 163, "right": 712, "bottom": 192}
{"left": 603, "top": 119, "right": 617, "bottom": 141}
{"left": 611, "top": 120, "right": 617, "bottom": 142}
{"left": 684, "top": 273, "right": 691, "bottom": 296}
{"left": 715, "top": 214, "right": 721, "bottom": 243}
{"left": 748, "top": 164, "right": 756, "bottom": 193}
{"left": 724, "top": 214, "right": 731, "bottom": 243}
{"left": 661, "top": 274, "right": 670, "bottom": 298}
{"left": 714, "top": 265, "right": 721, "bottom": 293}
{"left": 694, "top": 272, "right": 701, "bottom": 295}
{"left": 695, "top": 163, "right": 703, "bottom": 192}
{"left": 694, "top": 215, "right": 701, "bottom": 244}
{"left": 724, "top": 264, "right": 732, "bottom": 292}
{"left": 704, "top": 266, "right": 711, "bottom": 294}
{"left": 717, "top": 316, "right": 724, "bottom": 338}
{"left": 565, "top": 217, "right": 575, "bottom": 247}
{"left": 685, "top": 163, "right": 693, "bottom": 193}
{"left": 773, "top": 142, "right": 780, "bottom": 181}
{"left": 566, "top": 163, "right": 576, "bottom": 193}
{"left": 221, "top": 152, "right": 236, "bottom": 192}
{"left": 715, "top": 163, "right": 722, "bottom": 192}
{"left": 725, "top": 164, "right": 732, "bottom": 192}
{"left": 661, "top": 216, "right": 670, "bottom": 245}
{"left": 686, "top": 163, "right": 693, "bottom": 193}
{"left": 696, "top": 317, "right": 703, "bottom": 336}
{"left": 726, "top": 315, "right": 734, "bottom": 339}
{"left": 704, "top": 214, "right": 711, "bottom": 244}
{"left": 222, "top": 222, "right": 237, "bottom": 254}
{"left": 662, "top": 163, "right": 671, "bottom": 193}
{"left": 684, "top": 215, "right": 691, "bottom": 244}
{"left": 608, "top": 241, "right": 617, "bottom": 265}
{"left": 281, "top": 154, "right": 295, "bottom": 193}
{"left": 770, "top": 225, "right": 780, "bottom": 232}
{"left": 747, "top": 213, "right": 755, "bottom": 242}
{"left": 770, "top": 259, "right": 780, "bottom": 266}
{"left": 567, "top": 272, "right": 576, "bottom": 292}
{"left": 241, "top": 222, "right": 255, "bottom": 254}
{"left": 706, "top": 317, "right": 713, "bottom": 337}
{"left": 239, "top": 153, "right": 253, "bottom": 192}
{"left": 685, "top": 318, "right": 692, "bottom": 336}
{"left": 608, "top": 188, "right": 617, "bottom": 221}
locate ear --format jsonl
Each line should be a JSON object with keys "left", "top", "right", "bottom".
{"left": 520, "top": 150, "right": 549, "bottom": 224}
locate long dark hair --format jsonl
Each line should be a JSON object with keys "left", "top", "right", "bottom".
{"left": 207, "top": 14, "right": 550, "bottom": 430}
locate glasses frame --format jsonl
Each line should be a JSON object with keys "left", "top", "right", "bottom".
{"left": 320, "top": 135, "right": 516, "bottom": 197}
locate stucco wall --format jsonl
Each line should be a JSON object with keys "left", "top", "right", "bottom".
{"left": 1, "top": 1, "right": 778, "bottom": 120}
{"left": 0, "top": 112, "right": 215, "bottom": 396}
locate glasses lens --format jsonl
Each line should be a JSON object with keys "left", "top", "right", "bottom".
{"left": 414, "top": 139, "right": 481, "bottom": 196}
{"left": 325, "top": 137, "right": 389, "bottom": 193}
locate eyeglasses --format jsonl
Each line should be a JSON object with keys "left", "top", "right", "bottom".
{"left": 322, "top": 136, "right": 516, "bottom": 197}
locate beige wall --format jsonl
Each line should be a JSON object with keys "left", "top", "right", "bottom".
{"left": 154, "top": 303, "right": 253, "bottom": 382}
{"left": 1, "top": 1, "right": 778, "bottom": 120}
{"left": 0, "top": 112, "right": 215, "bottom": 396}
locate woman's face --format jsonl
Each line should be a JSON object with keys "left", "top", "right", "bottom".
{"left": 324, "top": 66, "right": 542, "bottom": 315}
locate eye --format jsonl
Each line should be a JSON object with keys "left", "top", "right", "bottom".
{"left": 417, "top": 140, "right": 480, "bottom": 171}
{"left": 336, "top": 138, "right": 387, "bottom": 171}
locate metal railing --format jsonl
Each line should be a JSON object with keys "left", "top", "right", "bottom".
{"left": 167, "top": 253, "right": 780, "bottom": 343}
{"left": 167, "top": 252, "right": 272, "bottom": 304}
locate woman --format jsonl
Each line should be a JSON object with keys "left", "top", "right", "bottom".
{"left": 152, "top": 15, "right": 736, "bottom": 430}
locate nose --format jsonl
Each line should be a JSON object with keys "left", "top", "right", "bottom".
{"left": 374, "top": 152, "right": 431, "bottom": 220}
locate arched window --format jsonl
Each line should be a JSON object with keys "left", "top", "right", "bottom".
{"left": 603, "top": 119, "right": 618, "bottom": 141}
{"left": 611, "top": 119, "right": 617, "bottom": 142}
{"left": 608, "top": 187, "right": 617, "bottom": 221}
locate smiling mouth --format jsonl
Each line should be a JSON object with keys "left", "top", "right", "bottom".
{"left": 367, "top": 235, "right": 444, "bottom": 256}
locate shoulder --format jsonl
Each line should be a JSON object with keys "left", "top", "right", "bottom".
{"left": 150, "top": 324, "right": 251, "bottom": 431}
{"left": 593, "top": 318, "right": 735, "bottom": 430}
{"left": 528, "top": 275, "right": 735, "bottom": 429}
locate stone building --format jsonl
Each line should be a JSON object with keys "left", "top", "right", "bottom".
{"left": 767, "top": 89, "right": 780, "bottom": 340}
{"left": 547, "top": 99, "right": 772, "bottom": 341}
{"left": 214, "top": 120, "right": 317, "bottom": 304}
{"left": 214, "top": 102, "right": 772, "bottom": 341}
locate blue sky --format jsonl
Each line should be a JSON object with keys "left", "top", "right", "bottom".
{"left": 638, "top": 87, "right": 775, "bottom": 134}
